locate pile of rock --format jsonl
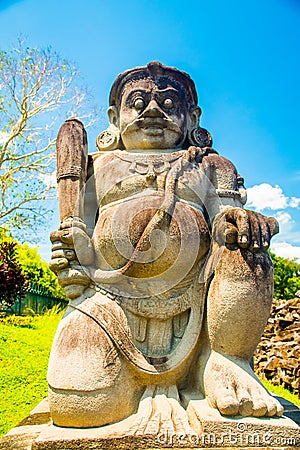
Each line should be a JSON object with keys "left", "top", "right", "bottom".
{"left": 254, "top": 292, "right": 300, "bottom": 396}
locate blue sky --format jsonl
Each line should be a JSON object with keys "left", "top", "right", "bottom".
{"left": 0, "top": 0, "right": 299, "bottom": 261}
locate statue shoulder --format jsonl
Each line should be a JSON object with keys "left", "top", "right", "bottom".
{"left": 88, "top": 150, "right": 123, "bottom": 172}
{"left": 201, "top": 150, "right": 238, "bottom": 175}
{"left": 200, "top": 149, "right": 246, "bottom": 205}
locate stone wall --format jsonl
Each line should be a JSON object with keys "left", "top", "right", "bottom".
{"left": 254, "top": 294, "right": 300, "bottom": 396}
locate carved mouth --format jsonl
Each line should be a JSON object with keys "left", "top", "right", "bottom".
{"left": 142, "top": 126, "right": 164, "bottom": 136}
{"left": 123, "top": 117, "right": 180, "bottom": 136}
{"left": 141, "top": 118, "right": 167, "bottom": 127}
{"left": 140, "top": 118, "right": 167, "bottom": 135}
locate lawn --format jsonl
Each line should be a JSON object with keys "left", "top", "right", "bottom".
{"left": 0, "top": 309, "right": 299, "bottom": 438}
{"left": 0, "top": 310, "right": 63, "bottom": 437}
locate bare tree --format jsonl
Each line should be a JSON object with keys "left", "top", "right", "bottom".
{"left": 0, "top": 38, "right": 98, "bottom": 238}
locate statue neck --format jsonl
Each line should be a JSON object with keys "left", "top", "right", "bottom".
{"left": 122, "top": 148, "right": 183, "bottom": 155}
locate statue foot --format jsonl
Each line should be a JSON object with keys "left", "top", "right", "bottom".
{"left": 204, "top": 351, "right": 284, "bottom": 417}
{"left": 127, "top": 385, "right": 195, "bottom": 437}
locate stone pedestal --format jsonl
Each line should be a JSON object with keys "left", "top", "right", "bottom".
{"left": 1, "top": 396, "right": 299, "bottom": 449}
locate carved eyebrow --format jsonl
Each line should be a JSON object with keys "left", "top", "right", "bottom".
{"left": 125, "top": 87, "right": 179, "bottom": 98}
{"left": 155, "top": 87, "right": 179, "bottom": 94}
{"left": 125, "top": 89, "right": 149, "bottom": 99}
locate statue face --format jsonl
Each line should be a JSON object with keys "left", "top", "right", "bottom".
{"left": 116, "top": 78, "right": 189, "bottom": 150}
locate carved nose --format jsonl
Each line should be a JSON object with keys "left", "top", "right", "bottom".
{"left": 143, "top": 100, "right": 164, "bottom": 117}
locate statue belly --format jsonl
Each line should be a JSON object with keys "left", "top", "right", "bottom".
{"left": 92, "top": 194, "right": 210, "bottom": 279}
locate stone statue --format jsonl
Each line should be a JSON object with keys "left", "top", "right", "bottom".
{"left": 48, "top": 62, "right": 284, "bottom": 433}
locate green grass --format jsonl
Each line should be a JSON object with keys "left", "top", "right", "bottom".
{"left": 0, "top": 309, "right": 63, "bottom": 437}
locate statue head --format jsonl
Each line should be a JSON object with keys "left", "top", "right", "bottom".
{"left": 96, "top": 61, "right": 212, "bottom": 151}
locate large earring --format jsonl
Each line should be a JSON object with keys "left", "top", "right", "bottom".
{"left": 188, "top": 127, "right": 213, "bottom": 148}
{"left": 96, "top": 125, "right": 120, "bottom": 151}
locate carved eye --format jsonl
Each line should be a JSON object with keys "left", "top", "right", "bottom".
{"left": 134, "top": 98, "right": 145, "bottom": 110}
{"left": 163, "top": 98, "right": 174, "bottom": 109}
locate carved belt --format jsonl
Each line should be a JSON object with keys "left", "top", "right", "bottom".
{"left": 68, "top": 292, "right": 204, "bottom": 375}
{"left": 89, "top": 280, "right": 193, "bottom": 319}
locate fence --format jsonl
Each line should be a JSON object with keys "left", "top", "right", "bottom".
{"left": 3, "top": 284, "right": 67, "bottom": 315}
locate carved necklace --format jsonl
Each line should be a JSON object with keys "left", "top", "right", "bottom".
{"left": 114, "top": 150, "right": 182, "bottom": 178}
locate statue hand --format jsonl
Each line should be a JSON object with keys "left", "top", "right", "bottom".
{"left": 49, "top": 218, "right": 95, "bottom": 299}
{"left": 213, "top": 208, "right": 279, "bottom": 252}
{"left": 49, "top": 218, "right": 95, "bottom": 274}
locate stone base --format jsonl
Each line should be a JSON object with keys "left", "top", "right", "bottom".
{"left": 0, "top": 396, "right": 299, "bottom": 449}
{"left": 187, "top": 399, "right": 300, "bottom": 448}
{"left": 0, "top": 399, "right": 51, "bottom": 450}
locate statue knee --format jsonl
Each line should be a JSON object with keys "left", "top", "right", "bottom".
{"left": 47, "top": 301, "right": 144, "bottom": 428}
{"left": 48, "top": 379, "right": 142, "bottom": 428}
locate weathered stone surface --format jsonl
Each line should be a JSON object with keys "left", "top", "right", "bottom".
{"left": 18, "top": 398, "right": 51, "bottom": 427}
{"left": 1, "top": 396, "right": 299, "bottom": 449}
{"left": 188, "top": 399, "right": 300, "bottom": 448}
{"left": 255, "top": 297, "right": 300, "bottom": 396}
{"left": 0, "top": 424, "right": 49, "bottom": 450}
{"left": 0, "top": 399, "right": 51, "bottom": 450}
{"left": 46, "top": 61, "right": 290, "bottom": 438}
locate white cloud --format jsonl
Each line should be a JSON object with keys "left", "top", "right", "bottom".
{"left": 274, "top": 211, "right": 293, "bottom": 228}
{"left": 247, "top": 183, "right": 300, "bottom": 211}
{"left": 271, "top": 241, "right": 300, "bottom": 262}
{"left": 275, "top": 211, "right": 294, "bottom": 225}
{"left": 290, "top": 197, "right": 300, "bottom": 208}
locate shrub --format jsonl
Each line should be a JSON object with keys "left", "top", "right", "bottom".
{"left": 0, "top": 241, "right": 26, "bottom": 308}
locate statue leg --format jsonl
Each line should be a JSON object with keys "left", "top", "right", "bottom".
{"left": 47, "top": 292, "right": 144, "bottom": 428}
{"left": 203, "top": 246, "right": 283, "bottom": 417}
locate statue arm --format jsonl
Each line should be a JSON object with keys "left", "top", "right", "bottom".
{"left": 201, "top": 153, "right": 245, "bottom": 211}
{"left": 49, "top": 120, "right": 96, "bottom": 298}
{"left": 201, "top": 153, "right": 278, "bottom": 252}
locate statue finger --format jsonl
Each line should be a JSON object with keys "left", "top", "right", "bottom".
{"left": 59, "top": 230, "right": 74, "bottom": 244}
{"left": 225, "top": 222, "right": 238, "bottom": 245}
{"left": 168, "top": 397, "right": 195, "bottom": 435}
{"left": 257, "top": 215, "right": 270, "bottom": 251}
{"left": 50, "top": 229, "right": 73, "bottom": 244}
{"left": 59, "top": 218, "right": 73, "bottom": 230}
{"left": 127, "top": 388, "right": 154, "bottom": 436}
{"left": 52, "top": 249, "right": 76, "bottom": 261}
{"left": 59, "top": 217, "right": 87, "bottom": 232}
{"left": 57, "top": 266, "right": 90, "bottom": 287}
{"left": 166, "top": 385, "right": 195, "bottom": 435}
{"left": 135, "top": 398, "right": 153, "bottom": 435}
{"left": 62, "top": 225, "right": 91, "bottom": 246}
{"left": 50, "top": 230, "right": 63, "bottom": 243}
{"left": 248, "top": 211, "right": 261, "bottom": 252}
{"left": 154, "top": 394, "right": 174, "bottom": 434}
{"left": 49, "top": 257, "right": 69, "bottom": 274}
{"left": 51, "top": 241, "right": 74, "bottom": 252}
{"left": 267, "top": 216, "right": 279, "bottom": 238}
{"left": 226, "top": 208, "right": 250, "bottom": 247}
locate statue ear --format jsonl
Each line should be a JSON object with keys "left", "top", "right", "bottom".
{"left": 96, "top": 106, "right": 121, "bottom": 151}
{"left": 108, "top": 105, "right": 119, "bottom": 127}
{"left": 187, "top": 105, "right": 213, "bottom": 148}
{"left": 189, "top": 106, "right": 201, "bottom": 129}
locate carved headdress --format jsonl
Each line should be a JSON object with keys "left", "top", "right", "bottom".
{"left": 96, "top": 61, "right": 212, "bottom": 151}
{"left": 109, "top": 61, "right": 198, "bottom": 108}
